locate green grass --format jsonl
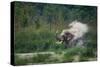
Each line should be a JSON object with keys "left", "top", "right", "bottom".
{"left": 15, "top": 47, "right": 97, "bottom": 65}
{"left": 14, "top": 26, "right": 65, "bottom": 53}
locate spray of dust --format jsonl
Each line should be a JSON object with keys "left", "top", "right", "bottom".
{"left": 61, "top": 20, "right": 89, "bottom": 40}
{"left": 56, "top": 20, "right": 89, "bottom": 47}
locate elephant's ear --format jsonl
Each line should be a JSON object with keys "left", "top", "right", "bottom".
{"left": 65, "top": 33, "right": 74, "bottom": 41}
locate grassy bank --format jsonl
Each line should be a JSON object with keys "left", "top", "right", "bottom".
{"left": 15, "top": 47, "right": 97, "bottom": 65}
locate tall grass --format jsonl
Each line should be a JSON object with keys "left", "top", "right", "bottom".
{"left": 14, "top": 25, "right": 65, "bottom": 53}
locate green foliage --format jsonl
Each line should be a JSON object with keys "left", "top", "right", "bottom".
{"left": 14, "top": 2, "right": 97, "bottom": 31}
{"left": 14, "top": 26, "right": 65, "bottom": 53}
